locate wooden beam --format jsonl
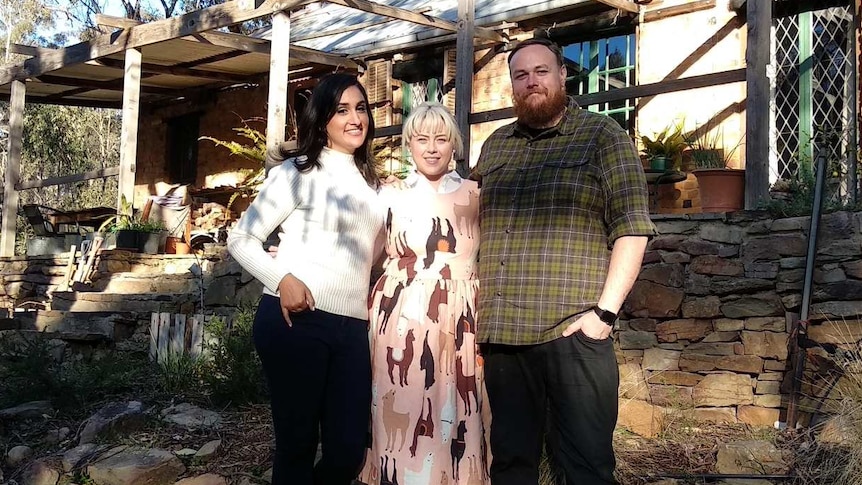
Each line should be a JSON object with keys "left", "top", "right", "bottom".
{"left": 266, "top": 11, "right": 291, "bottom": 173}
{"left": 323, "top": 0, "right": 506, "bottom": 43}
{"left": 17, "top": 167, "right": 121, "bottom": 190}
{"left": 118, "top": 48, "right": 142, "bottom": 210}
{"left": 454, "top": 0, "right": 475, "bottom": 176}
{"left": 93, "top": 57, "right": 253, "bottom": 83}
{"left": 4, "top": 0, "right": 314, "bottom": 85}
{"left": 643, "top": 0, "right": 715, "bottom": 22}
{"left": 594, "top": 0, "right": 639, "bottom": 14}
{"left": 745, "top": 0, "right": 770, "bottom": 209}
{"left": 1, "top": 80, "right": 24, "bottom": 257}
{"left": 0, "top": 95, "right": 123, "bottom": 109}
{"left": 468, "top": 69, "right": 748, "bottom": 125}
{"left": 96, "top": 13, "right": 358, "bottom": 70}
{"left": 36, "top": 74, "right": 182, "bottom": 96}
{"left": 10, "top": 44, "right": 59, "bottom": 58}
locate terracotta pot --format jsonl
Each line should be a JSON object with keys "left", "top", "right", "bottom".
{"left": 165, "top": 236, "right": 191, "bottom": 255}
{"left": 695, "top": 168, "right": 745, "bottom": 213}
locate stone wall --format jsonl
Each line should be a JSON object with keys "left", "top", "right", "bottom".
{"left": 616, "top": 210, "right": 862, "bottom": 436}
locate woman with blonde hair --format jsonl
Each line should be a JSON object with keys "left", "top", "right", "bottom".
{"left": 359, "top": 102, "right": 488, "bottom": 485}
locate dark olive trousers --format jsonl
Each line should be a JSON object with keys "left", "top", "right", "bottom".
{"left": 253, "top": 295, "right": 371, "bottom": 485}
{"left": 483, "top": 331, "right": 619, "bottom": 485}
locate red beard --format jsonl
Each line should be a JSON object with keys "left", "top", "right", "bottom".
{"left": 513, "top": 85, "right": 568, "bottom": 128}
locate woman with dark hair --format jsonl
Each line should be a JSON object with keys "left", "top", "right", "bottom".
{"left": 228, "top": 73, "right": 383, "bottom": 485}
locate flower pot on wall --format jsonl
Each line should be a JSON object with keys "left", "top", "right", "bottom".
{"left": 650, "top": 156, "right": 668, "bottom": 171}
{"left": 138, "top": 231, "right": 168, "bottom": 254}
{"left": 115, "top": 229, "right": 140, "bottom": 251}
{"left": 695, "top": 168, "right": 745, "bottom": 213}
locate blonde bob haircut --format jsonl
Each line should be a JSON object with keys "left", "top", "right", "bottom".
{"left": 401, "top": 102, "right": 464, "bottom": 159}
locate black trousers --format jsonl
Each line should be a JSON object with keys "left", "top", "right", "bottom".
{"left": 483, "top": 331, "right": 619, "bottom": 485}
{"left": 253, "top": 295, "right": 372, "bottom": 485}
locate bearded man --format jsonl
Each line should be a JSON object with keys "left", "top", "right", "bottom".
{"left": 473, "top": 37, "right": 656, "bottom": 485}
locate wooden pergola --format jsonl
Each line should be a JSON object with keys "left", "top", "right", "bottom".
{"left": 0, "top": 0, "right": 776, "bottom": 258}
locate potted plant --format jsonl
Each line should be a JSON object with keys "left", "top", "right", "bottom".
{"left": 684, "top": 122, "right": 745, "bottom": 213}
{"left": 97, "top": 195, "right": 136, "bottom": 249}
{"left": 641, "top": 123, "right": 688, "bottom": 171}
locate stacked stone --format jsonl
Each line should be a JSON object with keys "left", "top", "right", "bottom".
{"left": 616, "top": 211, "right": 862, "bottom": 437}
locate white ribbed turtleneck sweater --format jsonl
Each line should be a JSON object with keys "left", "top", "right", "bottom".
{"left": 227, "top": 147, "right": 383, "bottom": 320}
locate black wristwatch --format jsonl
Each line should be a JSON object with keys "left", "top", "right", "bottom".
{"left": 592, "top": 306, "right": 618, "bottom": 326}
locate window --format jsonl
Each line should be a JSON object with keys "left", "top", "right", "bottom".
{"left": 393, "top": 55, "right": 446, "bottom": 118}
{"left": 166, "top": 113, "right": 201, "bottom": 184}
{"left": 562, "top": 33, "right": 636, "bottom": 131}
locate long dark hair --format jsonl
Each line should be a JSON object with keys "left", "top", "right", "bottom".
{"left": 274, "top": 73, "right": 378, "bottom": 186}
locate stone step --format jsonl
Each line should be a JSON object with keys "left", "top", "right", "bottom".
{"left": 7, "top": 310, "right": 131, "bottom": 341}
{"left": 88, "top": 273, "right": 200, "bottom": 294}
{"left": 50, "top": 291, "right": 194, "bottom": 313}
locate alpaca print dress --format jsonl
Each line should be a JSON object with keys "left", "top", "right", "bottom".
{"left": 359, "top": 172, "right": 489, "bottom": 485}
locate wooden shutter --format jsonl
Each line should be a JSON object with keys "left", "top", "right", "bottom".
{"left": 442, "top": 48, "right": 457, "bottom": 113}
{"left": 361, "top": 60, "right": 393, "bottom": 127}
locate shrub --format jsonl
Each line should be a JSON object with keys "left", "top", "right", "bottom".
{"left": 201, "top": 307, "right": 267, "bottom": 406}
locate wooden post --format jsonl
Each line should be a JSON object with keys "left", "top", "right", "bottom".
{"left": 266, "top": 11, "right": 291, "bottom": 173}
{"left": 454, "top": 0, "right": 475, "bottom": 177}
{"left": 158, "top": 312, "right": 171, "bottom": 363}
{"left": 744, "top": 0, "right": 771, "bottom": 208}
{"left": 172, "top": 314, "right": 187, "bottom": 356}
{"left": 118, "top": 48, "right": 142, "bottom": 210}
{"left": 189, "top": 314, "right": 204, "bottom": 359}
{"left": 149, "top": 313, "right": 160, "bottom": 361}
{"left": 1, "top": 80, "right": 25, "bottom": 257}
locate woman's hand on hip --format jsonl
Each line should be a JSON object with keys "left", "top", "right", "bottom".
{"left": 277, "top": 274, "right": 316, "bottom": 326}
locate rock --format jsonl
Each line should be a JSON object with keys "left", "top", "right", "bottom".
{"left": 813, "top": 280, "right": 862, "bottom": 301}
{"left": 702, "top": 331, "right": 740, "bottom": 343}
{"left": 684, "top": 342, "right": 737, "bottom": 356}
{"left": 680, "top": 354, "right": 763, "bottom": 374}
{"left": 642, "top": 348, "right": 681, "bottom": 371}
{"left": 721, "top": 293, "right": 784, "bottom": 318}
{"left": 743, "top": 234, "right": 807, "bottom": 261}
{"left": 770, "top": 216, "right": 809, "bottom": 232}
{"left": 755, "top": 380, "right": 781, "bottom": 395}
{"left": 62, "top": 443, "right": 105, "bottom": 472}
{"left": 42, "top": 426, "right": 70, "bottom": 445}
{"left": 624, "top": 281, "right": 684, "bottom": 318}
{"left": 646, "top": 371, "right": 703, "bottom": 387}
{"left": 819, "top": 239, "right": 862, "bottom": 258}
{"left": 753, "top": 394, "right": 782, "bottom": 408}
{"left": 744, "top": 261, "right": 780, "bottom": 279}
{"left": 639, "top": 264, "right": 685, "bottom": 287}
{"left": 660, "top": 251, "right": 690, "bottom": 263}
{"left": 713, "top": 318, "right": 744, "bottom": 331}
{"left": 689, "top": 255, "right": 744, "bottom": 276}
{"left": 161, "top": 403, "right": 222, "bottom": 430}
{"left": 843, "top": 259, "right": 862, "bottom": 278}
{"left": 19, "top": 458, "right": 61, "bottom": 485}
{"left": 681, "top": 296, "right": 722, "bottom": 318}
{"left": 699, "top": 223, "right": 743, "bottom": 244}
{"left": 737, "top": 406, "right": 781, "bottom": 427}
{"left": 684, "top": 273, "right": 713, "bottom": 295}
{"left": 681, "top": 239, "right": 738, "bottom": 257}
{"left": 655, "top": 319, "right": 713, "bottom": 343}
{"left": 617, "top": 399, "right": 665, "bottom": 438}
{"left": 79, "top": 401, "right": 145, "bottom": 444}
{"left": 807, "top": 320, "right": 862, "bottom": 344}
{"left": 194, "top": 439, "right": 222, "bottom": 462}
{"left": 649, "top": 234, "right": 688, "bottom": 249}
{"left": 716, "top": 440, "right": 786, "bottom": 476}
{"left": 262, "top": 467, "right": 273, "bottom": 483}
{"left": 175, "top": 474, "right": 228, "bottom": 485}
{"left": 649, "top": 385, "right": 693, "bottom": 407}
{"left": 814, "top": 266, "right": 846, "bottom": 284}
{"left": 0, "top": 400, "right": 53, "bottom": 419}
{"left": 741, "top": 331, "right": 789, "bottom": 360}
{"left": 693, "top": 373, "right": 754, "bottom": 407}
{"left": 175, "top": 448, "right": 198, "bottom": 457}
{"left": 811, "top": 301, "right": 862, "bottom": 319}
{"left": 744, "top": 317, "right": 786, "bottom": 332}
{"left": 815, "top": 415, "right": 854, "bottom": 444}
{"left": 204, "top": 276, "right": 238, "bottom": 306}
{"left": 709, "top": 277, "right": 775, "bottom": 296}
{"left": 692, "top": 407, "right": 737, "bottom": 424}
{"left": 7, "top": 445, "right": 34, "bottom": 467}
{"left": 619, "top": 364, "right": 649, "bottom": 400}
{"left": 627, "top": 318, "right": 657, "bottom": 332}
{"left": 617, "top": 330, "right": 658, "bottom": 350}
{"left": 88, "top": 446, "right": 186, "bottom": 485}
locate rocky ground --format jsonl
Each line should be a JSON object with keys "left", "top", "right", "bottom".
{"left": 1, "top": 396, "right": 821, "bottom": 485}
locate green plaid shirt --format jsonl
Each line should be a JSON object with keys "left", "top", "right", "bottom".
{"left": 476, "top": 98, "right": 656, "bottom": 346}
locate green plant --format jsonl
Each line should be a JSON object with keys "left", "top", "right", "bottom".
{"left": 200, "top": 124, "right": 268, "bottom": 209}
{"left": 683, "top": 119, "right": 743, "bottom": 169}
{"left": 200, "top": 307, "right": 267, "bottom": 406}
{"left": 97, "top": 194, "right": 134, "bottom": 233}
{"left": 641, "top": 123, "right": 688, "bottom": 169}
{"left": 157, "top": 351, "right": 203, "bottom": 396}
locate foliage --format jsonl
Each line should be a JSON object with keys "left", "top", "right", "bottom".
{"left": 200, "top": 124, "right": 268, "bottom": 209}
{"left": 683, "top": 118, "right": 743, "bottom": 170}
{"left": 157, "top": 351, "right": 204, "bottom": 396}
{"left": 200, "top": 307, "right": 267, "bottom": 406}
{"left": 0, "top": 333, "right": 149, "bottom": 413}
{"left": 641, "top": 123, "right": 688, "bottom": 169}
